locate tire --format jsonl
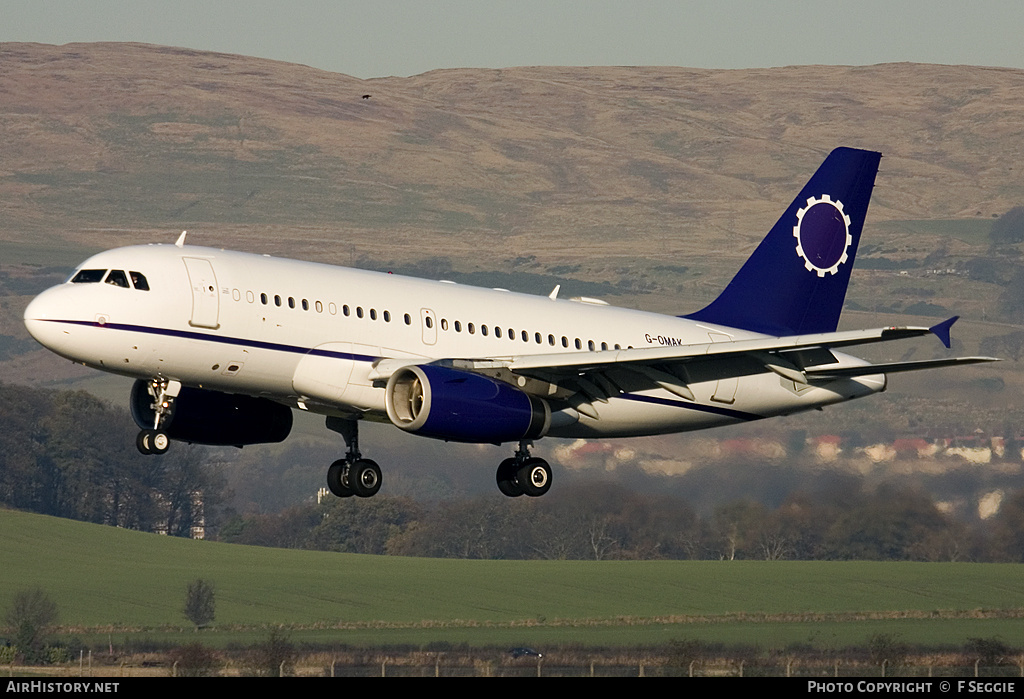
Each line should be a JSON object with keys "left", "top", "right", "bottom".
{"left": 327, "top": 459, "right": 354, "bottom": 498}
{"left": 136, "top": 430, "right": 153, "bottom": 455}
{"left": 517, "top": 458, "right": 552, "bottom": 497}
{"left": 151, "top": 430, "right": 170, "bottom": 455}
{"left": 350, "top": 459, "right": 382, "bottom": 498}
{"left": 496, "top": 457, "right": 524, "bottom": 497}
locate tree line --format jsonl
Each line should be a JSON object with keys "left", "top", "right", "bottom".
{"left": 0, "top": 383, "right": 220, "bottom": 535}
{"left": 220, "top": 482, "right": 1024, "bottom": 563}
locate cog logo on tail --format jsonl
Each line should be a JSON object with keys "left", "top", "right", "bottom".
{"left": 793, "top": 195, "right": 853, "bottom": 277}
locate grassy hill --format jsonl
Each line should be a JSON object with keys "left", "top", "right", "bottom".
{"left": 3, "top": 508, "right": 1024, "bottom": 648}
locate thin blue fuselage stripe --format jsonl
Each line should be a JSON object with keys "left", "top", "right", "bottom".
{"left": 43, "top": 318, "right": 763, "bottom": 421}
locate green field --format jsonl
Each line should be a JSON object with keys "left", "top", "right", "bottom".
{"left": 3, "top": 508, "right": 1024, "bottom": 649}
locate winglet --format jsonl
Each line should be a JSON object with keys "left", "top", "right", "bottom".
{"left": 929, "top": 316, "right": 959, "bottom": 349}
{"left": 175, "top": 230, "right": 187, "bottom": 248}
{"left": 549, "top": 284, "right": 560, "bottom": 300}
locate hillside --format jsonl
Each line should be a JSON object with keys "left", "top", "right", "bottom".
{"left": 1, "top": 43, "right": 1022, "bottom": 276}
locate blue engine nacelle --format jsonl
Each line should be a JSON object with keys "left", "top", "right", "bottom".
{"left": 384, "top": 365, "right": 550, "bottom": 444}
{"left": 130, "top": 380, "right": 293, "bottom": 446}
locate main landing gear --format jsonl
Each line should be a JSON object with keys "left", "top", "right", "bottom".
{"left": 319, "top": 422, "right": 551, "bottom": 500}
{"left": 136, "top": 378, "right": 180, "bottom": 456}
{"left": 325, "top": 417, "right": 382, "bottom": 498}
{"left": 496, "top": 440, "right": 552, "bottom": 498}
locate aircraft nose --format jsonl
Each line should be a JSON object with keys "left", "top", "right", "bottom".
{"left": 23, "top": 286, "right": 65, "bottom": 349}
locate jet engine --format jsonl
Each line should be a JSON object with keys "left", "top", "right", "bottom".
{"left": 130, "top": 380, "right": 293, "bottom": 446}
{"left": 384, "top": 365, "right": 549, "bottom": 443}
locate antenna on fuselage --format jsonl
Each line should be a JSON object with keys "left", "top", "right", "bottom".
{"left": 175, "top": 230, "right": 187, "bottom": 248}
{"left": 548, "top": 284, "right": 560, "bottom": 300}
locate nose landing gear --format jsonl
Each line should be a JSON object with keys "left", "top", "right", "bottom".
{"left": 136, "top": 378, "right": 180, "bottom": 455}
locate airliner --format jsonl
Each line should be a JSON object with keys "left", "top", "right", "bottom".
{"left": 23, "top": 148, "right": 996, "bottom": 499}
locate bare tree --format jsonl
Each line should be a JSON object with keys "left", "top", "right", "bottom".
{"left": 759, "top": 532, "right": 793, "bottom": 561}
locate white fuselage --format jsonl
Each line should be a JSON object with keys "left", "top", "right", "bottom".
{"left": 23, "top": 243, "right": 885, "bottom": 440}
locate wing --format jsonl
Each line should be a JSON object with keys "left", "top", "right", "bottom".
{"left": 368, "top": 316, "right": 996, "bottom": 419}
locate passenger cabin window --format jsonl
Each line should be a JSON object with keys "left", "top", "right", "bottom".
{"left": 105, "top": 270, "right": 129, "bottom": 288}
{"left": 71, "top": 269, "right": 106, "bottom": 284}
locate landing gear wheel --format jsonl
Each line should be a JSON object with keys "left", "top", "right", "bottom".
{"left": 517, "top": 458, "right": 552, "bottom": 497}
{"left": 496, "top": 458, "right": 524, "bottom": 497}
{"left": 136, "top": 430, "right": 153, "bottom": 455}
{"left": 350, "top": 459, "right": 382, "bottom": 498}
{"left": 327, "top": 459, "right": 354, "bottom": 498}
{"left": 150, "top": 430, "right": 169, "bottom": 455}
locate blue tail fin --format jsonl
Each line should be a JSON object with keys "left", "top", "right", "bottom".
{"left": 686, "top": 147, "right": 881, "bottom": 336}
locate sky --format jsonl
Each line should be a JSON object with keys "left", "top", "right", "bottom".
{"left": 2, "top": 0, "right": 1023, "bottom": 79}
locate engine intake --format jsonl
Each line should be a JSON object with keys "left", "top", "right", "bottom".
{"left": 385, "top": 365, "right": 549, "bottom": 444}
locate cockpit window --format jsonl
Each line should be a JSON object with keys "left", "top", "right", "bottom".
{"left": 71, "top": 269, "right": 106, "bottom": 284}
{"left": 130, "top": 271, "right": 150, "bottom": 291}
{"left": 104, "top": 270, "right": 129, "bottom": 288}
